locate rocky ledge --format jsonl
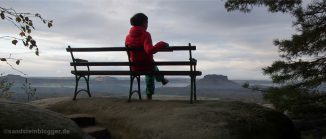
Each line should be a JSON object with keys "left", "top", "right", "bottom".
{"left": 45, "top": 97, "right": 300, "bottom": 139}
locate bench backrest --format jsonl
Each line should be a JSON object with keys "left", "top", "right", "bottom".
{"left": 124, "top": 43, "right": 197, "bottom": 74}
{"left": 66, "top": 43, "right": 199, "bottom": 76}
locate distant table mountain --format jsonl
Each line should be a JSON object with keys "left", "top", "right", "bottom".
{"left": 195, "top": 74, "right": 242, "bottom": 89}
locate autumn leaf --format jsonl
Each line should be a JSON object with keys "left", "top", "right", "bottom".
{"left": 35, "top": 48, "right": 39, "bottom": 56}
{"left": 16, "top": 17, "right": 21, "bottom": 22}
{"left": 21, "top": 26, "right": 26, "bottom": 32}
{"left": 19, "top": 32, "right": 25, "bottom": 37}
{"left": 23, "top": 40, "right": 28, "bottom": 46}
{"left": 16, "top": 60, "right": 20, "bottom": 65}
{"left": 24, "top": 17, "right": 29, "bottom": 21}
{"left": 28, "top": 21, "right": 33, "bottom": 27}
{"left": 30, "top": 39, "right": 36, "bottom": 46}
{"left": 12, "top": 40, "right": 18, "bottom": 45}
{"left": 35, "top": 13, "right": 40, "bottom": 17}
{"left": 0, "top": 12, "right": 4, "bottom": 20}
{"left": 48, "top": 22, "right": 52, "bottom": 28}
{"left": 27, "top": 35, "right": 32, "bottom": 42}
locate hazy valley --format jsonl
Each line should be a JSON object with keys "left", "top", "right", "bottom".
{"left": 3, "top": 74, "right": 274, "bottom": 103}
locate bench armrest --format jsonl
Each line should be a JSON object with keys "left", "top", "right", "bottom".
{"left": 190, "top": 58, "right": 197, "bottom": 63}
{"left": 75, "top": 59, "right": 88, "bottom": 62}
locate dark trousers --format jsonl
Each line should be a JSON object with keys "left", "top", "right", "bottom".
{"left": 145, "top": 66, "right": 164, "bottom": 95}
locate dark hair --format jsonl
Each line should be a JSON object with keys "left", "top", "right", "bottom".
{"left": 130, "top": 13, "right": 148, "bottom": 26}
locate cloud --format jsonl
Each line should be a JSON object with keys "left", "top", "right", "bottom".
{"left": 0, "top": 0, "right": 296, "bottom": 79}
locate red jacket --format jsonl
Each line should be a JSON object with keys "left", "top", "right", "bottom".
{"left": 125, "top": 26, "right": 167, "bottom": 71}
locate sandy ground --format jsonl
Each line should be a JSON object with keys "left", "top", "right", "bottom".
{"left": 29, "top": 97, "right": 72, "bottom": 108}
{"left": 29, "top": 95, "right": 220, "bottom": 108}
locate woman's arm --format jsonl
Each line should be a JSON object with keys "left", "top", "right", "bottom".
{"left": 143, "top": 32, "right": 168, "bottom": 54}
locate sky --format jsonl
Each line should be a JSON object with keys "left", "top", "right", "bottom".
{"left": 0, "top": 0, "right": 296, "bottom": 80}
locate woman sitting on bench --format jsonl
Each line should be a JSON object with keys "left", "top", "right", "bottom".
{"left": 125, "top": 13, "right": 169, "bottom": 100}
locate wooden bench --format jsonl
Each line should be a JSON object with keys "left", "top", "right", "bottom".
{"left": 66, "top": 43, "right": 202, "bottom": 103}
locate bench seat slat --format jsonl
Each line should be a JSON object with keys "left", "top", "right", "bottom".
{"left": 70, "top": 61, "right": 197, "bottom": 66}
{"left": 66, "top": 46, "right": 196, "bottom": 52}
{"left": 71, "top": 70, "right": 202, "bottom": 76}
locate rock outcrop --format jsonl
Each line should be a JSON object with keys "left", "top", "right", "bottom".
{"left": 46, "top": 97, "right": 300, "bottom": 139}
{"left": 0, "top": 101, "right": 90, "bottom": 139}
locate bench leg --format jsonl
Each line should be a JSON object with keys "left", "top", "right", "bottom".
{"left": 128, "top": 75, "right": 142, "bottom": 102}
{"left": 85, "top": 75, "right": 91, "bottom": 97}
{"left": 73, "top": 75, "right": 91, "bottom": 101}
{"left": 128, "top": 76, "right": 135, "bottom": 102}
{"left": 73, "top": 76, "right": 80, "bottom": 100}
{"left": 136, "top": 76, "right": 142, "bottom": 100}
{"left": 194, "top": 76, "right": 197, "bottom": 101}
{"left": 190, "top": 76, "right": 194, "bottom": 104}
